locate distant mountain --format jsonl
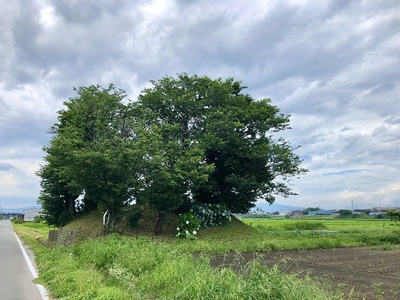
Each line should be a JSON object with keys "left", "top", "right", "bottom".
{"left": 1, "top": 206, "right": 41, "bottom": 214}
{"left": 250, "top": 202, "right": 304, "bottom": 213}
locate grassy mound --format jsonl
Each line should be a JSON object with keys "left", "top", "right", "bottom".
{"left": 62, "top": 210, "right": 104, "bottom": 243}
{"left": 61, "top": 207, "right": 258, "bottom": 245}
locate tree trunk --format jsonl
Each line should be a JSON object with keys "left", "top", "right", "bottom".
{"left": 103, "top": 209, "right": 115, "bottom": 234}
{"left": 154, "top": 212, "right": 168, "bottom": 235}
{"left": 68, "top": 195, "right": 77, "bottom": 217}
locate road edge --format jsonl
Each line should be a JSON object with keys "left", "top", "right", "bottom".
{"left": 10, "top": 221, "right": 49, "bottom": 300}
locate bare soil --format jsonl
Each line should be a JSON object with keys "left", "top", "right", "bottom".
{"left": 210, "top": 246, "right": 400, "bottom": 300}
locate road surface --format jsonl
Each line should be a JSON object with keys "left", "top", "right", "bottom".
{"left": 0, "top": 220, "right": 44, "bottom": 300}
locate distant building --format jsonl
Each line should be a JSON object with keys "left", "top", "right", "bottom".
{"left": 23, "top": 208, "right": 41, "bottom": 222}
{"left": 278, "top": 211, "right": 291, "bottom": 216}
{"left": 292, "top": 210, "right": 303, "bottom": 217}
{"left": 373, "top": 207, "right": 399, "bottom": 213}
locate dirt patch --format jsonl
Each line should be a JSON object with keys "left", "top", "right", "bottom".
{"left": 211, "top": 246, "right": 400, "bottom": 299}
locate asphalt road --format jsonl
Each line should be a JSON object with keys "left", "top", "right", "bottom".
{"left": 0, "top": 220, "right": 44, "bottom": 300}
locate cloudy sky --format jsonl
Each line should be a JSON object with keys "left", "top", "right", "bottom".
{"left": 1, "top": 0, "right": 399, "bottom": 210}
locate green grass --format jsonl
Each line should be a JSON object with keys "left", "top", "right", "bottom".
{"left": 35, "top": 234, "right": 343, "bottom": 300}
{"left": 13, "top": 215, "right": 400, "bottom": 299}
{"left": 13, "top": 222, "right": 56, "bottom": 254}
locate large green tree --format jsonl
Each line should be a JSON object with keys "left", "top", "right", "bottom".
{"left": 38, "top": 75, "right": 306, "bottom": 233}
{"left": 138, "top": 74, "right": 306, "bottom": 213}
{"left": 133, "top": 98, "right": 213, "bottom": 233}
{"left": 38, "top": 85, "right": 140, "bottom": 231}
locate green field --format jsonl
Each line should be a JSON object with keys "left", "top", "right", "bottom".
{"left": 171, "top": 217, "right": 400, "bottom": 253}
{"left": 238, "top": 217, "right": 400, "bottom": 251}
{"left": 242, "top": 217, "right": 398, "bottom": 233}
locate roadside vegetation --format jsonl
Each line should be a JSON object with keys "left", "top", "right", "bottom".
{"left": 36, "top": 234, "right": 344, "bottom": 300}
{"left": 13, "top": 212, "right": 400, "bottom": 299}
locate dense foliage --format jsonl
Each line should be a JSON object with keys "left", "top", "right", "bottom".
{"left": 302, "top": 207, "right": 320, "bottom": 215}
{"left": 37, "top": 74, "right": 306, "bottom": 232}
{"left": 386, "top": 210, "right": 400, "bottom": 222}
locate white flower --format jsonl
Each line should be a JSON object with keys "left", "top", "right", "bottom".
{"left": 176, "top": 227, "right": 180, "bottom": 231}
{"left": 193, "top": 231, "right": 197, "bottom": 235}
{"left": 186, "top": 221, "right": 189, "bottom": 224}
{"left": 185, "top": 230, "right": 189, "bottom": 235}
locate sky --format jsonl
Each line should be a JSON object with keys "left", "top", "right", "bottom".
{"left": 1, "top": 0, "right": 399, "bottom": 210}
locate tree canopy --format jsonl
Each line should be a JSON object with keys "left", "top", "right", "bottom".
{"left": 38, "top": 74, "right": 307, "bottom": 232}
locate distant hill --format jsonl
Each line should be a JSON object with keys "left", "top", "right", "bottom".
{"left": 1, "top": 206, "right": 41, "bottom": 214}
{"left": 250, "top": 202, "right": 304, "bottom": 213}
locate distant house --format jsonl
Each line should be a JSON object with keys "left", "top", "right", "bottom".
{"left": 23, "top": 208, "right": 41, "bottom": 222}
{"left": 292, "top": 210, "right": 303, "bottom": 217}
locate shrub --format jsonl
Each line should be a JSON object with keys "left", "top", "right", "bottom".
{"left": 34, "top": 215, "right": 44, "bottom": 223}
{"left": 176, "top": 213, "right": 201, "bottom": 238}
{"left": 176, "top": 203, "right": 232, "bottom": 238}
{"left": 191, "top": 203, "right": 232, "bottom": 228}
{"left": 338, "top": 209, "right": 353, "bottom": 216}
{"left": 12, "top": 216, "right": 24, "bottom": 224}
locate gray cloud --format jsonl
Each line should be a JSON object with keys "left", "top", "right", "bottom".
{"left": 0, "top": 0, "right": 399, "bottom": 209}
{"left": 0, "top": 162, "right": 16, "bottom": 171}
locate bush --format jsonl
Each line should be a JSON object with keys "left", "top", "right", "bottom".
{"left": 33, "top": 215, "right": 44, "bottom": 223}
{"left": 338, "top": 209, "right": 353, "bottom": 216}
{"left": 191, "top": 203, "right": 232, "bottom": 228}
{"left": 12, "top": 216, "right": 24, "bottom": 224}
{"left": 176, "top": 213, "right": 201, "bottom": 238}
{"left": 176, "top": 203, "right": 232, "bottom": 239}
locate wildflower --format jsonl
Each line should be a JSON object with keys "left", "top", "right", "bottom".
{"left": 186, "top": 220, "right": 189, "bottom": 224}
{"left": 176, "top": 227, "right": 180, "bottom": 231}
{"left": 193, "top": 230, "right": 197, "bottom": 235}
{"left": 185, "top": 230, "right": 189, "bottom": 235}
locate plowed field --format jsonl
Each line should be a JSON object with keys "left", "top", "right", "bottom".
{"left": 211, "top": 246, "right": 400, "bottom": 299}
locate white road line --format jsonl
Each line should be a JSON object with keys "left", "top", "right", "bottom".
{"left": 11, "top": 221, "right": 49, "bottom": 300}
